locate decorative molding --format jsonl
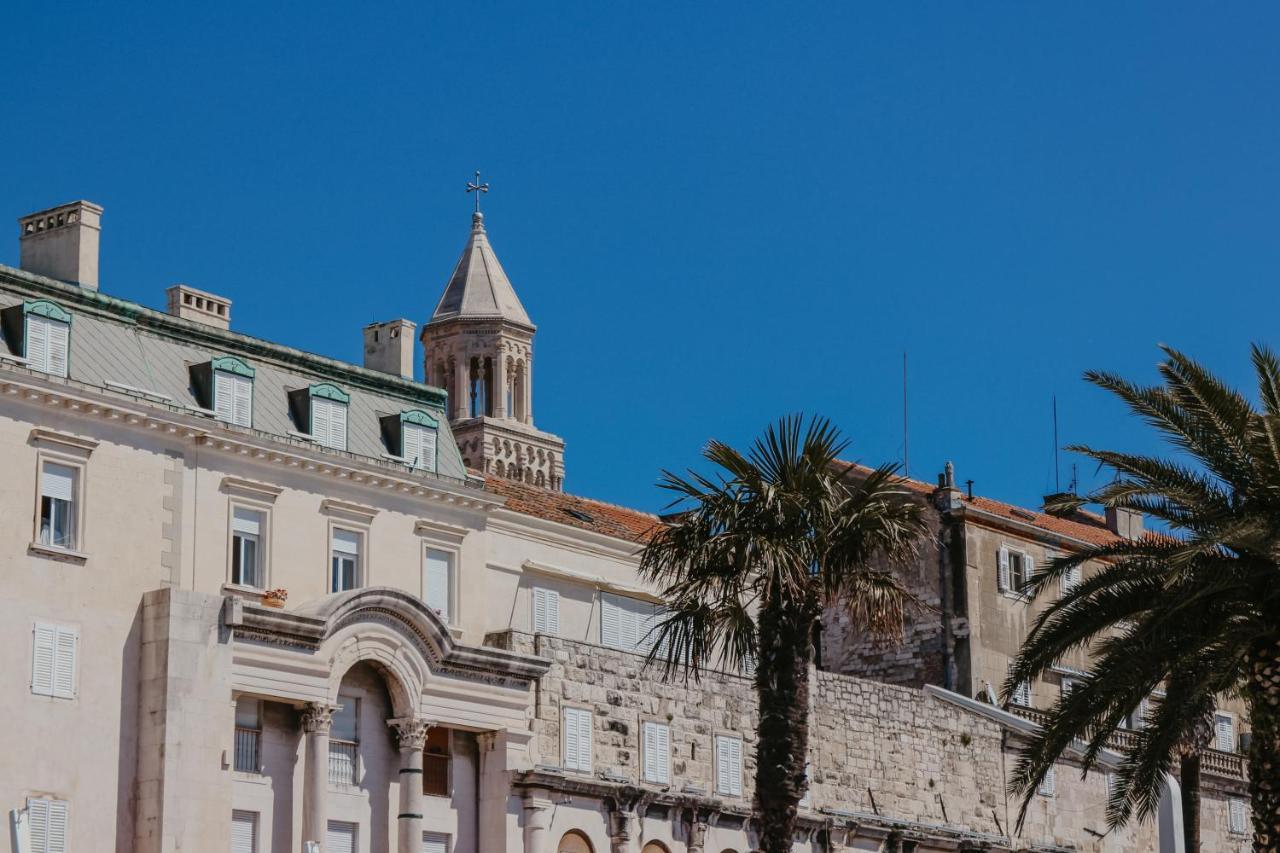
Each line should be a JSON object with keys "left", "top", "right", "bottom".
{"left": 29, "top": 427, "right": 99, "bottom": 455}
{"left": 521, "top": 559, "right": 660, "bottom": 603}
{"left": 28, "top": 542, "right": 89, "bottom": 564}
{"left": 24, "top": 299, "right": 72, "bottom": 324}
{"left": 301, "top": 701, "right": 338, "bottom": 734}
{"left": 400, "top": 409, "right": 440, "bottom": 428}
{"left": 414, "top": 518, "right": 471, "bottom": 545}
{"left": 309, "top": 382, "right": 350, "bottom": 404}
{"left": 387, "top": 716, "right": 433, "bottom": 750}
{"left": 320, "top": 498, "right": 379, "bottom": 523}
{"left": 221, "top": 476, "right": 284, "bottom": 502}
{"left": 210, "top": 355, "right": 256, "bottom": 378}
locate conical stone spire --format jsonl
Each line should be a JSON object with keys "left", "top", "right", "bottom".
{"left": 430, "top": 212, "right": 533, "bottom": 329}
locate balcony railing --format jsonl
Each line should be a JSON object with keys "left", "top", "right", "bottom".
{"left": 234, "top": 727, "right": 260, "bottom": 773}
{"left": 1006, "top": 705, "right": 1246, "bottom": 780}
{"left": 329, "top": 740, "right": 358, "bottom": 786}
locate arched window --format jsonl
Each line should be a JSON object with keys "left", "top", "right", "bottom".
{"left": 641, "top": 843, "right": 670, "bottom": 853}
{"left": 513, "top": 360, "right": 527, "bottom": 422}
{"left": 558, "top": 830, "right": 593, "bottom": 853}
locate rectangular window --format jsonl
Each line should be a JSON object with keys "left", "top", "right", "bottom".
{"left": 331, "top": 529, "right": 361, "bottom": 593}
{"left": 642, "top": 721, "right": 671, "bottom": 784}
{"left": 532, "top": 587, "right": 560, "bottom": 635}
{"left": 1216, "top": 712, "right": 1235, "bottom": 753}
{"left": 562, "top": 707, "right": 593, "bottom": 773}
{"left": 403, "top": 423, "right": 438, "bottom": 471}
{"left": 998, "top": 546, "right": 1033, "bottom": 594}
{"left": 1230, "top": 798, "right": 1249, "bottom": 834}
{"left": 214, "top": 371, "right": 253, "bottom": 427}
{"left": 32, "top": 622, "right": 77, "bottom": 699}
{"left": 311, "top": 397, "right": 348, "bottom": 450}
{"left": 1038, "top": 765, "right": 1056, "bottom": 797}
{"left": 423, "top": 726, "right": 451, "bottom": 798}
{"left": 422, "top": 832, "right": 451, "bottom": 853}
{"left": 234, "top": 698, "right": 262, "bottom": 773}
{"left": 231, "top": 809, "right": 258, "bottom": 853}
{"left": 601, "top": 593, "right": 668, "bottom": 656}
{"left": 231, "top": 507, "right": 265, "bottom": 588}
{"left": 27, "top": 315, "right": 70, "bottom": 378}
{"left": 424, "top": 548, "right": 451, "bottom": 621}
{"left": 715, "top": 735, "right": 743, "bottom": 797}
{"left": 1061, "top": 676, "right": 1082, "bottom": 698}
{"left": 26, "top": 797, "right": 68, "bottom": 853}
{"left": 329, "top": 696, "right": 359, "bottom": 785}
{"left": 1061, "top": 564, "right": 1082, "bottom": 595}
{"left": 39, "top": 461, "right": 77, "bottom": 550}
{"left": 1010, "top": 672, "right": 1031, "bottom": 707}
{"left": 326, "top": 821, "right": 357, "bottom": 853}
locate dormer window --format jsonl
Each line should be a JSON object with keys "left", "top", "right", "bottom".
{"left": 380, "top": 410, "right": 440, "bottom": 471}
{"left": 190, "top": 356, "right": 255, "bottom": 427}
{"left": 289, "top": 383, "right": 350, "bottom": 450}
{"left": 2, "top": 300, "right": 71, "bottom": 377}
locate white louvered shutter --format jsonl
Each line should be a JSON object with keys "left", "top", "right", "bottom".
{"left": 214, "top": 372, "right": 235, "bottom": 421}
{"left": 26, "top": 316, "right": 49, "bottom": 371}
{"left": 422, "top": 832, "right": 450, "bottom": 853}
{"left": 563, "top": 707, "right": 591, "bottom": 771}
{"left": 27, "top": 797, "right": 67, "bottom": 853}
{"left": 312, "top": 398, "right": 347, "bottom": 449}
{"left": 601, "top": 593, "right": 621, "bottom": 648}
{"left": 716, "top": 736, "right": 742, "bottom": 796}
{"left": 311, "top": 397, "right": 330, "bottom": 443}
{"left": 42, "top": 463, "right": 75, "bottom": 502}
{"left": 576, "top": 706, "right": 592, "bottom": 771}
{"left": 533, "top": 587, "right": 560, "bottom": 635}
{"left": 643, "top": 722, "right": 670, "bottom": 783}
{"left": 1039, "top": 765, "right": 1056, "bottom": 796}
{"left": 32, "top": 623, "right": 56, "bottom": 695}
{"left": 424, "top": 549, "right": 451, "bottom": 621}
{"left": 1230, "top": 798, "right": 1248, "bottom": 833}
{"left": 997, "top": 546, "right": 1010, "bottom": 592}
{"left": 53, "top": 626, "right": 77, "bottom": 698}
{"left": 1062, "top": 564, "right": 1081, "bottom": 594}
{"left": 329, "top": 400, "right": 348, "bottom": 450}
{"left": 46, "top": 320, "right": 69, "bottom": 378}
{"left": 562, "top": 707, "right": 579, "bottom": 769}
{"left": 1216, "top": 714, "right": 1235, "bottom": 752}
{"left": 231, "top": 810, "right": 257, "bottom": 853}
{"left": 326, "top": 821, "right": 356, "bottom": 853}
{"left": 403, "top": 424, "right": 438, "bottom": 470}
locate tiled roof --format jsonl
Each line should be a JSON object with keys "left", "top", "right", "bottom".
{"left": 483, "top": 474, "right": 659, "bottom": 543}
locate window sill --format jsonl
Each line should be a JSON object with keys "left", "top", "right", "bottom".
{"left": 28, "top": 542, "right": 88, "bottom": 564}
{"left": 222, "top": 583, "right": 267, "bottom": 601}
{"left": 232, "top": 771, "right": 269, "bottom": 785}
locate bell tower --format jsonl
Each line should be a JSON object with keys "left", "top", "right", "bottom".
{"left": 421, "top": 186, "right": 565, "bottom": 490}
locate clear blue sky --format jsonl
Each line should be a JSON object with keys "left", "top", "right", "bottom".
{"left": 6, "top": 3, "right": 1280, "bottom": 512}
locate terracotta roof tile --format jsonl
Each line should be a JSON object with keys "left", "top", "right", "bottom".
{"left": 483, "top": 474, "right": 659, "bottom": 543}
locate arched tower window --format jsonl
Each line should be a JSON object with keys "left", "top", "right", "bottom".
{"left": 513, "top": 360, "right": 527, "bottom": 422}
{"left": 558, "top": 831, "right": 593, "bottom": 853}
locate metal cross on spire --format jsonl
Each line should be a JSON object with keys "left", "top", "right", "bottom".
{"left": 466, "top": 171, "right": 490, "bottom": 214}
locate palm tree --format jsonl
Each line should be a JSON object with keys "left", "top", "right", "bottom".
{"left": 639, "top": 415, "right": 926, "bottom": 853}
{"left": 1005, "top": 345, "right": 1280, "bottom": 851}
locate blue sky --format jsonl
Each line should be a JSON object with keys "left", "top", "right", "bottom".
{"left": 5, "top": 3, "right": 1280, "bottom": 512}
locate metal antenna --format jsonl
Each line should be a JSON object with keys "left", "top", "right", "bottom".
{"left": 902, "top": 352, "right": 909, "bottom": 477}
{"left": 466, "top": 170, "right": 489, "bottom": 214}
{"left": 1053, "top": 395, "right": 1060, "bottom": 493}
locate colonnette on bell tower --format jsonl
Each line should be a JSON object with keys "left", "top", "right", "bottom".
{"left": 420, "top": 189, "right": 566, "bottom": 490}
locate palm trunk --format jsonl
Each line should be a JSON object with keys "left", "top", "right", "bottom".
{"left": 1245, "top": 635, "right": 1280, "bottom": 851}
{"left": 1180, "top": 752, "right": 1201, "bottom": 853}
{"left": 754, "top": 598, "right": 812, "bottom": 853}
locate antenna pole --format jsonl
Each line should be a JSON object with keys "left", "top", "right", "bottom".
{"left": 1053, "top": 395, "right": 1060, "bottom": 493}
{"left": 903, "top": 351, "right": 909, "bottom": 477}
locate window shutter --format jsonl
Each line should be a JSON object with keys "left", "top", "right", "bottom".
{"left": 41, "top": 463, "right": 75, "bottom": 502}
{"left": 715, "top": 737, "right": 730, "bottom": 794}
{"left": 403, "top": 424, "right": 438, "bottom": 470}
{"left": 333, "top": 529, "right": 360, "bottom": 556}
{"left": 53, "top": 626, "right": 77, "bottom": 698}
{"left": 728, "top": 737, "right": 742, "bottom": 796}
{"left": 311, "top": 398, "right": 330, "bottom": 443}
{"left": 577, "top": 707, "right": 592, "bottom": 771}
{"left": 1062, "top": 564, "right": 1081, "bottom": 594}
{"left": 231, "top": 374, "right": 253, "bottom": 426}
{"left": 32, "top": 623, "right": 55, "bottom": 696}
{"left": 717, "top": 736, "right": 742, "bottom": 796}
{"left": 26, "top": 797, "right": 67, "bottom": 853}
{"left": 27, "top": 316, "right": 49, "bottom": 371}
{"left": 1216, "top": 714, "right": 1235, "bottom": 752}
{"left": 1230, "top": 798, "right": 1248, "bottom": 833}
{"left": 533, "top": 587, "right": 560, "bottom": 635}
{"left": 562, "top": 707, "right": 578, "bottom": 769}
{"left": 997, "top": 546, "right": 1010, "bottom": 592}
{"left": 563, "top": 707, "right": 591, "bottom": 771}
{"left": 231, "top": 810, "right": 257, "bottom": 853}
{"left": 232, "top": 507, "right": 262, "bottom": 536}
{"left": 1039, "top": 765, "right": 1056, "bottom": 796}
{"left": 422, "top": 832, "right": 450, "bottom": 853}
{"left": 46, "top": 320, "right": 69, "bottom": 378}
{"left": 601, "top": 594, "right": 621, "bottom": 648}
{"left": 420, "top": 427, "right": 438, "bottom": 469}
{"left": 424, "top": 549, "right": 451, "bottom": 621}
{"left": 326, "top": 821, "right": 357, "bottom": 853}
{"left": 656, "top": 723, "right": 670, "bottom": 782}
{"left": 214, "top": 372, "right": 235, "bottom": 421}
{"left": 330, "top": 400, "right": 348, "bottom": 450}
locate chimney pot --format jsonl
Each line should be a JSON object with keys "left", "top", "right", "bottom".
{"left": 18, "top": 200, "right": 103, "bottom": 290}
{"left": 167, "top": 284, "right": 232, "bottom": 330}
{"left": 363, "top": 319, "right": 416, "bottom": 380}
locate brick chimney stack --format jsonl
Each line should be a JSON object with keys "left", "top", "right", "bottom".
{"left": 363, "top": 319, "right": 416, "bottom": 380}
{"left": 18, "top": 201, "right": 103, "bottom": 290}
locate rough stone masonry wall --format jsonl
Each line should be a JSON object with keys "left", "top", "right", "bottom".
{"left": 498, "top": 631, "right": 1160, "bottom": 851}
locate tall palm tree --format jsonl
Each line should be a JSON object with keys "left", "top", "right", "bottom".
{"left": 1005, "top": 345, "right": 1280, "bottom": 851}
{"left": 639, "top": 416, "right": 926, "bottom": 853}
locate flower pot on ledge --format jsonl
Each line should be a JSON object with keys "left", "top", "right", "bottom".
{"left": 261, "top": 589, "right": 288, "bottom": 609}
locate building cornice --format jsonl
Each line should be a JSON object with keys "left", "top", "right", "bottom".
{"left": 485, "top": 509, "right": 644, "bottom": 561}
{"left": 952, "top": 503, "right": 1102, "bottom": 552}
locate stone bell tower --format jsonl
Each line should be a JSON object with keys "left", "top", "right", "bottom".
{"left": 421, "top": 200, "right": 565, "bottom": 490}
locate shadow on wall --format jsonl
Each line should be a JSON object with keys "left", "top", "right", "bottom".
{"left": 116, "top": 602, "right": 143, "bottom": 850}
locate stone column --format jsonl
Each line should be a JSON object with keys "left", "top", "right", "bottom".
{"left": 606, "top": 795, "right": 642, "bottom": 853}
{"left": 452, "top": 356, "right": 469, "bottom": 421}
{"left": 388, "top": 717, "right": 432, "bottom": 853}
{"left": 523, "top": 354, "right": 533, "bottom": 425}
{"left": 301, "top": 702, "right": 337, "bottom": 849}
{"left": 522, "top": 789, "right": 553, "bottom": 853}
{"left": 493, "top": 353, "right": 508, "bottom": 419}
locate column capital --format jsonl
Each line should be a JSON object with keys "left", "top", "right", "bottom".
{"left": 301, "top": 701, "right": 338, "bottom": 734}
{"left": 388, "top": 716, "right": 433, "bottom": 750}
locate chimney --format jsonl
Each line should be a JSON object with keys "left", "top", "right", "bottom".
{"left": 18, "top": 200, "right": 103, "bottom": 290}
{"left": 933, "top": 460, "right": 963, "bottom": 511}
{"left": 167, "top": 284, "right": 231, "bottom": 330}
{"left": 1105, "top": 506, "right": 1144, "bottom": 540}
{"left": 363, "top": 319, "right": 416, "bottom": 380}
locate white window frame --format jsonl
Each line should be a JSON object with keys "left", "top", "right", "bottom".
{"left": 423, "top": 547, "right": 453, "bottom": 624}
{"left": 31, "top": 621, "right": 78, "bottom": 699}
{"left": 25, "top": 796, "right": 69, "bottom": 853}
{"left": 310, "top": 396, "right": 349, "bottom": 451}
{"left": 1215, "top": 711, "right": 1236, "bottom": 753}
{"left": 329, "top": 526, "right": 364, "bottom": 594}
{"left": 642, "top": 720, "right": 671, "bottom": 784}
{"left": 214, "top": 369, "right": 254, "bottom": 427}
{"left": 29, "top": 433, "right": 94, "bottom": 558}
{"left": 228, "top": 503, "right": 270, "bottom": 589}
{"left": 562, "top": 706, "right": 593, "bottom": 773}
{"left": 26, "top": 313, "right": 70, "bottom": 378}
{"left": 715, "top": 734, "right": 744, "bottom": 797}
{"left": 329, "top": 695, "right": 360, "bottom": 786}
{"left": 1229, "top": 797, "right": 1249, "bottom": 835}
{"left": 1061, "top": 563, "right": 1082, "bottom": 595}
{"left": 414, "top": 520, "right": 465, "bottom": 628}
{"left": 532, "top": 586, "right": 561, "bottom": 635}
{"left": 998, "top": 544, "right": 1035, "bottom": 596}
